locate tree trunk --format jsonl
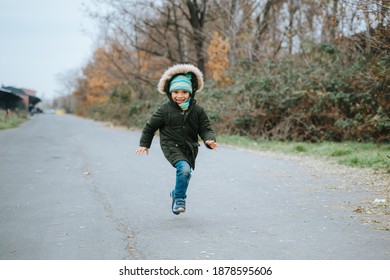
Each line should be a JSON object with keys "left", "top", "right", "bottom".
{"left": 330, "top": 0, "right": 339, "bottom": 42}
{"left": 253, "top": 0, "right": 282, "bottom": 58}
{"left": 287, "top": 0, "right": 296, "bottom": 55}
{"left": 185, "top": 0, "right": 208, "bottom": 75}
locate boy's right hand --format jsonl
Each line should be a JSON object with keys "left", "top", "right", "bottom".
{"left": 136, "top": 146, "right": 149, "bottom": 156}
{"left": 205, "top": 140, "right": 219, "bottom": 150}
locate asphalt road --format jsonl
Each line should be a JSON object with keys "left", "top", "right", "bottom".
{"left": 0, "top": 114, "right": 389, "bottom": 260}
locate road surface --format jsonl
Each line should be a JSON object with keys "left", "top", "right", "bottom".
{"left": 0, "top": 114, "right": 389, "bottom": 259}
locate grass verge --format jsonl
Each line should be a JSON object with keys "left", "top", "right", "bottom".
{"left": 218, "top": 135, "right": 390, "bottom": 172}
{"left": 0, "top": 111, "right": 28, "bottom": 130}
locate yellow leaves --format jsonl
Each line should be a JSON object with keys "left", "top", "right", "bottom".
{"left": 80, "top": 47, "right": 121, "bottom": 105}
{"left": 138, "top": 50, "right": 149, "bottom": 73}
{"left": 85, "top": 75, "right": 110, "bottom": 105}
{"left": 207, "top": 32, "right": 232, "bottom": 86}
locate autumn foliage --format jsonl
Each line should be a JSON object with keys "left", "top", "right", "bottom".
{"left": 61, "top": 0, "right": 389, "bottom": 142}
{"left": 206, "top": 32, "right": 231, "bottom": 85}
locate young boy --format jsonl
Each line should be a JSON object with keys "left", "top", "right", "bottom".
{"left": 136, "top": 64, "right": 218, "bottom": 215}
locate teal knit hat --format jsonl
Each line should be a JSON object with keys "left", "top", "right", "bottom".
{"left": 169, "top": 74, "right": 192, "bottom": 94}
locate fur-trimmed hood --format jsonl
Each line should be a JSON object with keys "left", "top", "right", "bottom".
{"left": 157, "top": 64, "right": 204, "bottom": 95}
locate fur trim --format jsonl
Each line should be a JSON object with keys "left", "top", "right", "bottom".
{"left": 157, "top": 64, "right": 204, "bottom": 94}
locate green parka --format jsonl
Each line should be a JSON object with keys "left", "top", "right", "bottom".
{"left": 139, "top": 64, "right": 216, "bottom": 169}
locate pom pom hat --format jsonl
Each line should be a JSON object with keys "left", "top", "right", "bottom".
{"left": 158, "top": 64, "right": 204, "bottom": 95}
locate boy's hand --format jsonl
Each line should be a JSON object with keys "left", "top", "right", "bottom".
{"left": 205, "top": 140, "right": 219, "bottom": 150}
{"left": 136, "top": 146, "right": 149, "bottom": 156}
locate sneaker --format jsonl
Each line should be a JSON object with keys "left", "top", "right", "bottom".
{"left": 170, "top": 190, "right": 186, "bottom": 215}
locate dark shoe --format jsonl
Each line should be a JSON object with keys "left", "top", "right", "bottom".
{"left": 174, "top": 198, "right": 186, "bottom": 213}
{"left": 170, "top": 190, "right": 186, "bottom": 215}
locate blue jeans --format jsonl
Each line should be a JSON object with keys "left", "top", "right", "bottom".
{"left": 173, "top": 160, "right": 192, "bottom": 199}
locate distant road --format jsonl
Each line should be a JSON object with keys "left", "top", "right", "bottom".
{"left": 0, "top": 114, "right": 389, "bottom": 259}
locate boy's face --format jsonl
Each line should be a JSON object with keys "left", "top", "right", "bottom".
{"left": 171, "top": 89, "right": 190, "bottom": 105}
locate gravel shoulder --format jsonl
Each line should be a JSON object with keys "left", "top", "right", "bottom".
{"left": 226, "top": 145, "right": 390, "bottom": 231}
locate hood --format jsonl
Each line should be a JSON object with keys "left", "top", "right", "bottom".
{"left": 157, "top": 64, "right": 204, "bottom": 96}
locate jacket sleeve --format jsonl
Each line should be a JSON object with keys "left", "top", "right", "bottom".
{"left": 198, "top": 106, "right": 216, "bottom": 148}
{"left": 139, "top": 105, "right": 165, "bottom": 148}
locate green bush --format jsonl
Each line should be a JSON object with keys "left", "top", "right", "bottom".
{"left": 198, "top": 43, "right": 388, "bottom": 143}
{"left": 0, "top": 110, "right": 27, "bottom": 129}
{"left": 75, "top": 41, "right": 388, "bottom": 144}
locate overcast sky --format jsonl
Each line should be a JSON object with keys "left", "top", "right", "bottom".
{"left": 1, "top": 0, "right": 96, "bottom": 101}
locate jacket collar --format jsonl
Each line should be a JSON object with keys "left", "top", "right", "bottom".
{"left": 168, "top": 98, "right": 196, "bottom": 111}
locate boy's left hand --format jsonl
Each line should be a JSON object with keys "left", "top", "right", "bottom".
{"left": 205, "top": 140, "right": 219, "bottom": 150}
{"left": 136, "top": 146, "right": 149, "bottom": 156}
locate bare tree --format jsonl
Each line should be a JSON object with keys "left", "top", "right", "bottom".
{"left": 83, "top": 0, "right": 389, "bottom": 91}
{"left": 85, "top": 0, "right": 212, "bottom": 78}
{"left": 287, "top": 0, "right": 299, "bottom": 54}
{"left": 211, "top": 0, "right": 261, "bottom": 65}
{"left": 253, "top": 0, "right": 285, "bottom": 57}
{"left": 182, "top": 0, "right": 208, "bottom": 73}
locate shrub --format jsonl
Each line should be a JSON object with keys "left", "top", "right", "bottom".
{"left": 198, "top": 43, "right": 388, "bottom": 143}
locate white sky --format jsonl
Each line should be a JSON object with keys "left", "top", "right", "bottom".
{"left": 0, "top": 0, "right": 96, "bottom": 101}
